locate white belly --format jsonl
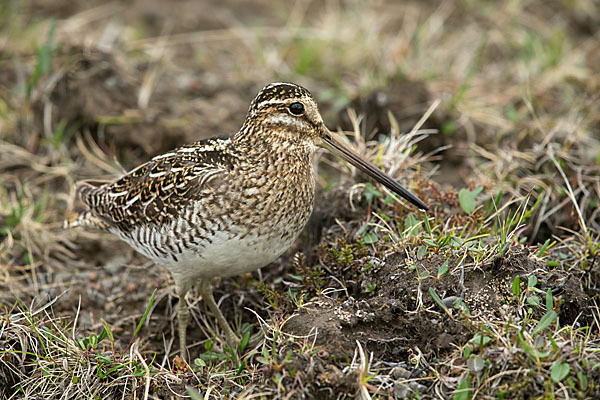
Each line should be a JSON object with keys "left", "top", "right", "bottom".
{"left": 164, "top": 230, "right": 295, "bottom": 282}
{"left": 115, "top": 221, "right": 301, "bottom": 284}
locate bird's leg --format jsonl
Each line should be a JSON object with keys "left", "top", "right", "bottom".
{"left": 176, "top": 286, "right": 190, "bottom": 361}
{"left": 197, "top": 279, "right": 240, "bottom": 351}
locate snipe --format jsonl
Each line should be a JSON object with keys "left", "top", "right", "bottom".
{"left": 66, "top": 82, "right": 428, "bottom": 360}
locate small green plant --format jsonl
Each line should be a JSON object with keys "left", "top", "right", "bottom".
{"left": 362, "top": 231, "right": 378, "bottom": 244}
{"left": 0, "top": 192, "right": 25, "bottom": 236}
{"left": 186, "top": 387, "right": 204, "bottom": 400}
{"left": 491, "top": 198, "right": 530, "bottom": 258}
{"left": 454, "top": 374, "right": 472, "bottom": 400}
{"left": 459, "top": 187, "right": 483, "bottom": 214}
{"left": 429, "top": 287, "right": 451, "bottom": 317}
{"left": 77, "top": 319, "right": 113, "bottom": 351}
{"left": 531, "top": 311, "right": 558, "bottom": 336}
{"left": 51, "top": 118, "right": 68, "bottom": 148}
{"left": 404, "top": 213, "right": 420, "bottom": 237}
{"left": 437, "top": 260, "right": 449, "bottom": 278}
{"left": 121, "top": 289, "right": 157, "bottom": 359}
{"left": 550, "top": 361, "right": 570, "bottom": 383}
{"left": 28, "top": 19, "right": 58, "bottom": 97}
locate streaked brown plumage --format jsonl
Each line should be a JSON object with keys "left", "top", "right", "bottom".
{"left": 67, "top": 82, "right": 427, "bottom": 360}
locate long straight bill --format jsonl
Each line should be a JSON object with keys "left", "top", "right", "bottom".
{"left": 323, "top": 131, "right": 428, "bottom": 211}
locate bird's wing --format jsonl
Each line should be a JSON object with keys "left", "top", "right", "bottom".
{"left": 71, "top": 137, "right": 234, "bottom": 232}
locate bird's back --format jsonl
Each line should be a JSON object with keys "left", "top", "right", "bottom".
{"left": 71, "top": 137, "right": 232, "bottom": 230}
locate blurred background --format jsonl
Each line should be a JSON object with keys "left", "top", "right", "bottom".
{"left": 4, "top": 0, "right": 598, "bottom": 180}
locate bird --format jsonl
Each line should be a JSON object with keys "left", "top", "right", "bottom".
{"left": 65, "top": 82, "right": 428, "bottom": 360}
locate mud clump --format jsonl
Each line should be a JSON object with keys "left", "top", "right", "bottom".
{"left": 284, "top": 246, "right": 586, "bottom": 363}
{"left": 284, "top": 248, "right": 470, "bottom": 360}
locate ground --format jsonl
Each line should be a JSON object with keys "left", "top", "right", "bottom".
{"left": 1, "top": 0, "right": 599, "bottom": 399}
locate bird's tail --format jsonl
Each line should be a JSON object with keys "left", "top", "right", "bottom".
{"left": 64, "top": 180, "right": 110, "bottom": 230}
{"left": 63, "top": 210, "right": 109, "bottom": 230}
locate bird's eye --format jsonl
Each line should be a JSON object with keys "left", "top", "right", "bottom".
{"left": 288, "top": 102, "right": 305, "bottom": 116}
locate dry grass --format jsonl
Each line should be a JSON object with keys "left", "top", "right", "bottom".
{"left": 1, "top": 0, "right": 599, "bottom": 398}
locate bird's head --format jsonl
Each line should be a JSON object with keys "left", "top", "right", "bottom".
{"left": 239, "top": 82, "right": 428, "bottom": 211}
